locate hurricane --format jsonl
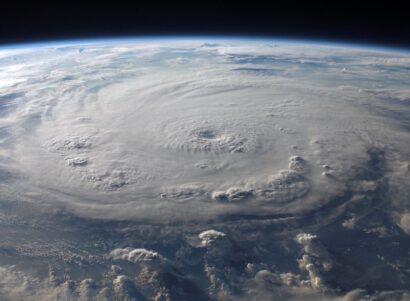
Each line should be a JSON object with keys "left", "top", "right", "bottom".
{"left": 0, "top": 38, "right": 409, "bottom": 301}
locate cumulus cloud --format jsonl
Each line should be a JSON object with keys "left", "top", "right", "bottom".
{"left": 0, "top": 266, "right": 105, "bottom": 301}
{"left": 109, "top": 247, "right": 164, "bottom": 264}
{"left": 295, "top": 233, "right": 334, "bottom": 289}
{"left": 198, "top": 229, "right": 227, "bottom": 247}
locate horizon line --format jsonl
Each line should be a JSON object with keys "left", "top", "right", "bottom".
{"left": 0, "top": 35, "right": 409, "bottom": 54}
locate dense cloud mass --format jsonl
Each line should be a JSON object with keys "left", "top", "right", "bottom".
{"left": 0, "top": 39, "right": 410, "bottom": 300}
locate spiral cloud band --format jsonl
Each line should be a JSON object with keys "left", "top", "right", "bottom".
{"left": 0, "top": 39, "right": 410, "bottom": 300}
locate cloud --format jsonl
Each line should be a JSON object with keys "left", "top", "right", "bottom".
{"left": 198, "top": 229, "right": 227, "bottom": 247}
{"left": 295, "top": 233, "right": 334, "bottom": 290}
{"left": 397, "top": 213, "right": 410, "bottom": 235}
{"left": 211, "top": 155, "right": 310, "bottom": 206}
{"left": 1, "top": 40, "right": 408, "bottom": 222}
{"left": 0, "top": 39, "right": 410, "bottom": 300}
{"left": 109, "top": 247, "right": 164, "bottom": 264}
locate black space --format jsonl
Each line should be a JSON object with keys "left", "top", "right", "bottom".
{"left": 0, "top": 1, "right": 409, "bottom": 48}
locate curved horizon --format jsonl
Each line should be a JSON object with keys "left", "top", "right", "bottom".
{"left": 0, "top": 35, "right": 409, "bottom": 54}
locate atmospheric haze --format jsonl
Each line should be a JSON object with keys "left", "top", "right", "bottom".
{"left": 0, "top": 39, "right": 410, "bottom": 300}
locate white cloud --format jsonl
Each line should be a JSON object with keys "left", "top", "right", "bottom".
{"left": 0, "top": 41, "right": 408, "bottom": 222}
{"left": 198, "top": 229, "right": 227, "bottom": 247}
{"left": 0, "top": 40, "right": 410, "bottom": 300}
{"left": 109, "top": 247, "right": 163, "bottom": 263}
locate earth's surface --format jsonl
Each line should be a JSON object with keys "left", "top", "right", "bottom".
{"left": 0, "top": 38, "right": 410, "bottom": 300}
